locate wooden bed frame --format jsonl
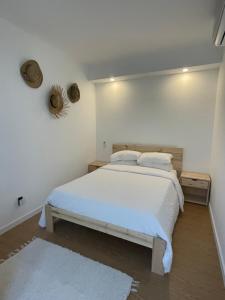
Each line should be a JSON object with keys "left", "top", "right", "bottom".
{"left": 45, "top": 143, "right": 183, "bottom": 276}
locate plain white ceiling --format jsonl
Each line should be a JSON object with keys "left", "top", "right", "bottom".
{"left": 0, "top": 0, "right": 223, "bottom": 79}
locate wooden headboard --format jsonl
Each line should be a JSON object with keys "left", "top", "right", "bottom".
{"left": 112, "top": 144, "right": 183, "bottom": 176}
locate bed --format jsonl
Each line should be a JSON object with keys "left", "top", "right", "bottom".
{"left": 39, "top": 144, "right": 184, "bottom": 276}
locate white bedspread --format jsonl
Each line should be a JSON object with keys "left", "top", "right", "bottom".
{"left": 39, "top": 164, "right": 184, "bottom": 273}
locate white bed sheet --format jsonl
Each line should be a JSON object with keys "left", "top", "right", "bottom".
{"left": 39, "top": 164, "right": 184, "bottom": 273}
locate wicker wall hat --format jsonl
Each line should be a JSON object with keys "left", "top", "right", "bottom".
{"left": 67, "top": 83, "right": 80, "bottom": 103}
{"left": 49, "top": 85, "right": 69, "bottom": 118}
{"left": 20, "top": 60, "right": 43, "bottom": 88}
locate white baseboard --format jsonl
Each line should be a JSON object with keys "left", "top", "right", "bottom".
{"left": 0, "top": 206, "right": 42, "bottom": 235}
{"left": 209, "top": 204, "right": 225, "bottom": 286}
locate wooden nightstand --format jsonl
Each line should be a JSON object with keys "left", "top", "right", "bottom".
{"left": 88, "top": 161, "right": 108, "bottom": 173}
{"left": 180, "top": 171, "right": 211, "bottom": 206}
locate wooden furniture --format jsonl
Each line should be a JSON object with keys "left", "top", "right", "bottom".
{"left": 45, "top": 143, "right": 183, "bottom": 276}
{"left": 180, "top": 171, "right": 211, "bottom": 206}
{"left": 88, "top": 161, "right": 108, "bottom": 173}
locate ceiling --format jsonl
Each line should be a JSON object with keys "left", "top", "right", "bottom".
{"left": 0, "top": 0, "right": 223, "bottom": 79}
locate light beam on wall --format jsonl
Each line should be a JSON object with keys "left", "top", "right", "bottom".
{"left": 182, "top": 68, "right": 189, "bottom": 73}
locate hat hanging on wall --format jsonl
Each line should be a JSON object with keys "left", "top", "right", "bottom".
{"left": 20, "top": 60, "right": 43, "bottom": 88}
{"left": 67, "top": 83, "right": 80, "bottom": 103}
{"left": 49, "top": 85, "right": 69, "bottom": 118}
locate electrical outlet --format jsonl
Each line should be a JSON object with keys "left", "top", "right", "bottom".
{"left": 17, "top": 196, "right": 23, "bottom": 207}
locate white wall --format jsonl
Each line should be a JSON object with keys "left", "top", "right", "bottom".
{"left": 0, "top": 17, "right": 96, "bottom": 232}
{"left": 210, "top": 50, "right": 225, "bottom": 283}
{"left": 95, "top": 69, "right": 218, "bottom": 172}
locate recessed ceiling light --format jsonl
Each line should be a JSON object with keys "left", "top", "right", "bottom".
{"left": 182, "top": 68, "right": 189, "bottom": 72}
{"left": 110, "top": 77, "right": 115, "bottom": 82}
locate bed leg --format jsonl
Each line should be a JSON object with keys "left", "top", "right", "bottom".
{"left": 45, "top": 205, "right": 54, "bottom": 233}
{"left": 151, "top": 237, "right": 166, "bottom": 276}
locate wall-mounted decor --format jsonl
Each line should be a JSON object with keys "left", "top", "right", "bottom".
{"left": 20, "top": 60, "right": 43, "bottom": 88}
{"left": 49, "top": 85, "right": 69, "bottom": 118}
{"left": 67, "top": 83, "right": 80, "bottom": 103}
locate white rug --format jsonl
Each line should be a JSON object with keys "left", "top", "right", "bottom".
{"left": 0, "top": 238, "right": 135, "bottom": 300}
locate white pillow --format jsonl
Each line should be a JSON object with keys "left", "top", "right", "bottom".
{"left": 110, "top": 150, "right": 141, "bottom": 162}
{"left": 137, "top": 152, "right": 173, "bottom": 171}
{"left": 139, "top": 162, "right": 173, "bottom": 172}
{"left": 110, "top": 160, "right": 138, "bottom": 166}
{"left": 137, "top": 152, "right": 173, "bottom": 165}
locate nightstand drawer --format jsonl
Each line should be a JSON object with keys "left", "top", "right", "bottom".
{"left": 181, "top": 178, "right": 209, "bottom": 189}
{"left": 181, "top": 171, "right": 211, "bottom": 206}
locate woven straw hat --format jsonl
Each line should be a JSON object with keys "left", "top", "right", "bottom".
{"left": 67, "top": 83, "right": 80, "bottom": 103}
{"left": 20, "top": 60, "right": 43, "bottom": 88}
{"left": 49, "top": 85, "right": 69, "bottom": 118}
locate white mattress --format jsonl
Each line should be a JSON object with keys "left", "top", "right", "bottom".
{"left": 39, "top": 164, "right": 184, "bottom": 273}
